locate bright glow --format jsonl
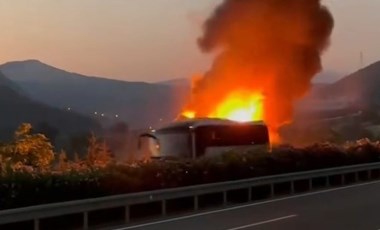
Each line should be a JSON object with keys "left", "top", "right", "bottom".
{"left": 180, "top": 91, "right": 264, "bottom": 123}
{"left": 179, "top": 91, "right": 274, "bottom": 142}
{"left": 225, "top": 109, "right": 255, "bottom": 122}
{"left": 209, "top": 92, "right": 264, "bottom": 122}
{"left": 182, "top": 111, "right": 195, "bottom": 119}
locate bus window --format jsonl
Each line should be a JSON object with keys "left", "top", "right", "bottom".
{"left": 156, "top": 131, "right": 192, "bottom": 159}
{"left": 195, "top": 125, "right": 269, "bottom": 156}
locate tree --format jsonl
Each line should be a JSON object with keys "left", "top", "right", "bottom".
{"left": 86, "top": 133, "right": 113, "bottom": 168}
{"left": 57, "top": 150, "right": 68, "bottom": 171}
{"left": 0, "top": 123, "right": 55, "bottom": 171}
{"left": 35, "top": 122, "right": 60, "bottom": 146}
{"left": 69, "top": 133, "right": 90, "bottom": 157}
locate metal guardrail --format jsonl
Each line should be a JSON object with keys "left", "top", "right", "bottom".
{"left": 2, "top": 162, "right": 380, "bottom": 229}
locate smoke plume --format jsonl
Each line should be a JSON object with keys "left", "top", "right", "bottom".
{"left": 186, "top": 0, "right": 334, "bottom": 136}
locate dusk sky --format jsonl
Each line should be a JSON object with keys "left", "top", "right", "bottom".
{"left": 0, "top": 0, "right": 379, "bottom": 82}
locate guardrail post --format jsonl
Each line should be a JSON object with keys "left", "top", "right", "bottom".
{"left": 368, "top": 170, "right": 372, "bottom": 180}
{"left": 162, "top": 200, "right": 167, "bottom": 216}
{"left": 223, "top": 191, "right": 227, "bottom": 206}
{"left": 290, "top": 181, "right": 295, "bottom": 194}
{"left": 309, "top": 179, "right": 313, "bottom": 190}
{"left": 270, "top": 184, "right": 275, "bottom": 197}
{"left": 34, "top": 219, "right": 39, "bottom": 230}
{"left": 125, "top": 206, "right": 130, "bottom": 223}
{"left": 194, "top": 196, "right": 199, "bottom": 211}
{"left": 326, "top": 176, "right": 330, "bottom": 187}
{"left": 83, "top": 211, "right": 88, "bottom": 230}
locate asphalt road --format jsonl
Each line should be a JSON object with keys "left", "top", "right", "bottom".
{"left": 113, "top": 181, "right": 380, "bottom": 230}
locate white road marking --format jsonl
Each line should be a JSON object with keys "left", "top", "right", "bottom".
{"left": 114, "top": 180, "right": 380, "bottom": 230}
{"left": 225, "top": 214, "right": 298, "bottom": 230}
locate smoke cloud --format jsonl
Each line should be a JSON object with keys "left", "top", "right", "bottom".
{"left": 186, "top": 0, "right": 334, "bottom": 135}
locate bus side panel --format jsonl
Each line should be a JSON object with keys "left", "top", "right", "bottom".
{"left": 204, "top": 145, "right": 269, "bottom": 157}
{"left": 195, "top": 125, "right": 269, "bottom": 157}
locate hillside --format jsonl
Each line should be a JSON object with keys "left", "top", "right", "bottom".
{"left": 326, "top": 61, "right": 380, "bottom": 108}
{"left": 296, "top": 62, "right": 380, "bottom": 114}
{"left": 0, "top": 71, "right": 101, "bottom": 141}
{"left": 157, "top": 78, "right": 191, "bottom": 86}
{"left": 1, "top": 60, "right": 189, "bottom": 129}
{"left": 313, "top": 71, "right": 342, "bottom": 83}
{"left": 285, "top": 61, "right": 380, "bottom": 145}
{"left": 0, "top": 69, "right": 23, "bottom": 93}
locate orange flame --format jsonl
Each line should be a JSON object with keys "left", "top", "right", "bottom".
{"left": 182, "top": 90, "right": 264, "bottom": 122}
{"left": 209, "top": 91, "right": 264, "bottom": 122}
{"left": 182, "top": 110, "right": 196, "bottom": 119}
{"left": 180, "top": 90, "right": 284, "bottom": 144}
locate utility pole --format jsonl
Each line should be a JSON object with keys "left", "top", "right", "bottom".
{"left": 360, "top": 51, "right": 364, "bottom": 69}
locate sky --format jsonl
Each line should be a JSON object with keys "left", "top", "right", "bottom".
{"left": 0, "top": 0, "right": 380, "bottom": 82}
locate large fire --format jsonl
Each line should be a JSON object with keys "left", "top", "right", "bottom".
{"left": 182, "top": 91, "right": 264, "bottom": 123}
{"left": 210, "top": 92, "right": 264, "bottom": 122}
{"left": 180, "top": 90, "right": 282, "bottom": 142}
{"left": 180, "top": 0, "right": 334, "bottom": 145}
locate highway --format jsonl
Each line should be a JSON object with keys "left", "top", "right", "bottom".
{"left": 113, "top": 181, "right": 380, "bottom": 230}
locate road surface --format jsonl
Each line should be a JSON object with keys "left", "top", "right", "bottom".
{"left": 112, "top": 181, "right": 380, "bottom": 230}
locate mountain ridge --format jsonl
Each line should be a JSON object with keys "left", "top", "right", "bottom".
{"left": 3, "top": 59, "right": 380, "bottom": 129}
{"left": 0, "top": 60, "right": 189, "bottom": 129}
{"left": 0, "top": 71, "right": 101, "bottom": 141}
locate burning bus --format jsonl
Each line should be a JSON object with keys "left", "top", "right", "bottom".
{"left": 139, "top": 118, "right": 269, "bottom": 160}
{"left": 136, "top": 0, "right": 334, "bottom": 160}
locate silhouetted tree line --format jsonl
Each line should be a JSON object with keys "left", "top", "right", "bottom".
{"left": 0, "top": 123, "right": 114, "bottom": 173}
{"left": 28, "top": 121, "right": 130, "bottom": 161}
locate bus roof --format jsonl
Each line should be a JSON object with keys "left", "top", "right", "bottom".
{"left": 157, "top": 118, "right": 266, "bottom": 132}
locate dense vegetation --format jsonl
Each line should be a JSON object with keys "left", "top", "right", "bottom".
{"left": 1, "top": 123, "right": 380, "bottom": 210}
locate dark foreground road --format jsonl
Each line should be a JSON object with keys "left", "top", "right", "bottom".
{"left": 112, "top": 181, "right": 380, "bottom": 230}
